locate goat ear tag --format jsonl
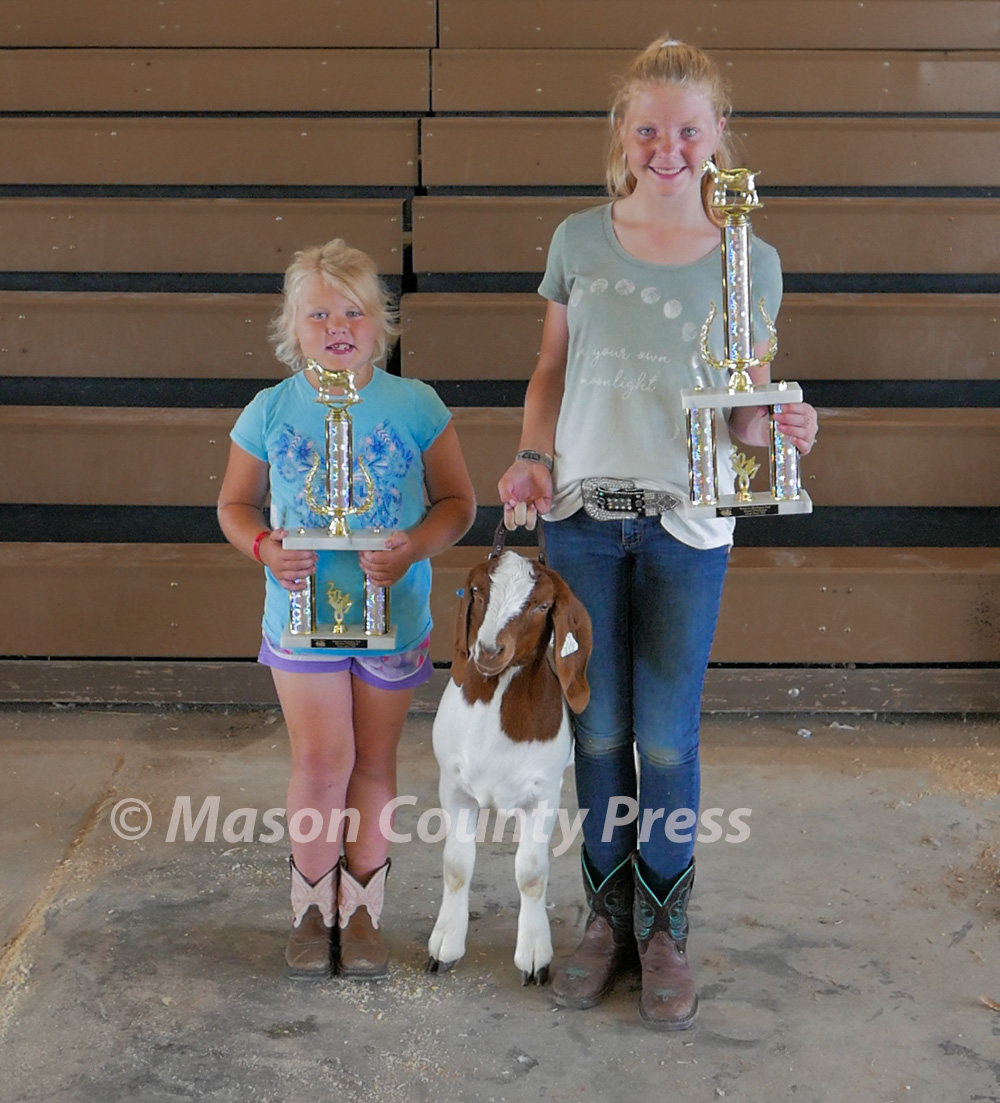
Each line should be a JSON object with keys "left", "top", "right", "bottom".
{"left": 559, "top": 632, "right": 579, "bottom": 658}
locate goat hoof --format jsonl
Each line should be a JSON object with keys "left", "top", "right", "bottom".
{"left": 427, "top": 956, "right": 455, "bottom": 975}
{"left": 520, "top": 964, "right": 550, "bottom": 986}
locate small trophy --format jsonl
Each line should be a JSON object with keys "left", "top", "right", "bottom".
{"left": 282, "top": 360, "right": 395, "bottom": 650}
{"left": 679, "top": 163, "right": 812, "bottom": 519}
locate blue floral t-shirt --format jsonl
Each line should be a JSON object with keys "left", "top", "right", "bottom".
{"left": 230, "top": 368, "right": 451, "bottom": 656}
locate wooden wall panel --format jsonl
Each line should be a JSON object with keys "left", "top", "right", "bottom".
{"left": 412, "top": 197, "right": 1000, "bottom": 274}
{"left": 0, "top": 408, "right": 237, "bottom": 506}
{"left": 0, "top": 118, "right": 419, "bottom": 187}
{"left": 413, "top": 196, "right": 596, "bottom": 273}
{"left": 432, "top": 49, "right": 1000, "bottom": 113}
{"left": 0, "top": 293, "right": 285, "bottom": 379}
{"left": 0, "top": 0, "right": 437, "bottom": 47}
{"left": 1, "top": 4, "right": 995, "bottom": 696}
{"left": 713, "top": 547, "right": 1000, "bottom": 664}
{"left": 802, "top": 409, "right": 1000, "bottom": 507}
{"left": 447, "top": 408, "right": 997, "bottom": 509}
{"left": 10, "top": 288, "right": 993, "bottom": 386}
{"left": 400, "top": 293, "right": 1000, "bottom": 382}
{"left": 755, "top": 198, "right": 1000, "bottom": 275}
{"left": 439, "top": 0, "right": 1000, "bottom": 50}
{"left": 450, "top": 408, "right": 526, "bottom": 506}
{"left": 400, "top": 294, "right": 545, "bottom": 380}
{"left": 0, "top": 544, "right": 263, "bottom": 659}
{"left": 735, "top": 118, "right": 1000, "bottom": 189}
{"left": 421, "top": 118, "right": 609, "bottom": 188}
{"left": 0, "top": 198, "right": 403, "bottom": 274}
{"left": 2, "top": 544, "right": 996, "bottom": 664}
{"left": 431, "top": 547, "right": 1000, "bottom": 666}
{"left": 421, "top": 116, "right": 1000, "bottom": 189}
{"left": 775, "top": 295, "right": 1000, "bottom": 381}
{"left": 0, "top": 49, "right": 430, "bottom": 112}
{"left": 13, "top": 404, "right": 990, "bottom": 514}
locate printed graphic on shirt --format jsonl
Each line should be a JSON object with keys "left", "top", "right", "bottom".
{"left": 571, "top": 274, "right": 707, "bottom": 403}
{"left": 272, "top": 419, "right": 414, "bottom": 530}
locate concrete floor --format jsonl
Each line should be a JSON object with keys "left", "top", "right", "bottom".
{"left": 1, "top": 678, "right": 999, "bottom": 1103}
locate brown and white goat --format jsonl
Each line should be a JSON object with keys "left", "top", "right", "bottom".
{"left": 428, "top": 549, "right": 592, "bottom": 984}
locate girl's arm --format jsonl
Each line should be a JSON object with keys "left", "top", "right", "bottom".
{"left": 216, "top": 442, "right": 317, "bottom": 589}
{"left": 727, "top": 340, "right": 819, "bottom": 455}
{"left": 359, "top": 422, "right": 476, "bottom": 588}
{"left": 497, "top": 299, "right": 569, "bottom": 529}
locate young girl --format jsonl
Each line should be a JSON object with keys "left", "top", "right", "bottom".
{"left": 218, "top": 239, "right": 476, "bottom": 980}
{"left": 499, "top": 38, "right": 817, "bottom": 1028}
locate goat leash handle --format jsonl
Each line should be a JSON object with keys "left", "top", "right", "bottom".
{"left": 489, "top": 518, "right": 547, "bottom": 565}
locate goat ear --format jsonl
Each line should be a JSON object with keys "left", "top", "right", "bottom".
{"left": 549, "top": 570, "right": 593, "bottom": 714}
{"left": 450, "top": 576, "right": 474, "bottom": 686}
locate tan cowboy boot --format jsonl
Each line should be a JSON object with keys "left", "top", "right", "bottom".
{"left": 285, "top": 857, "right": 336, "bottom": 980}
{"left": 550, "top": 850, "right": 636, "bottom": 1008}
{"left": 633, "top": 857, "right": 698, "bottom": 1030}
{"left": 337, "top": 857, "right": 390, "bottom": 980}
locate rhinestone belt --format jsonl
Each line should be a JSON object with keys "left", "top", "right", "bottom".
{"left": 581, "top": 477, "right": 681, "bottom": 522}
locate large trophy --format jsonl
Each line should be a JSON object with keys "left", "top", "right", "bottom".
{"left": 679, "top": 162, "right": 812, "bottom": 519}
{"left": 279, "top": 360, "right": 395, "bottom": 650}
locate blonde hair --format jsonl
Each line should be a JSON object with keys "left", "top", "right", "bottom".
{"left": 271, "top": 238, "right": 400, "bottom": 372}
{"left": 605, "top": 35, "right": 737, "bottom": 208}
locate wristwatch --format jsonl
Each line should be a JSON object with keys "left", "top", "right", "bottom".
{"left": 515, "top": 449, "right": 554, "bottom": 471}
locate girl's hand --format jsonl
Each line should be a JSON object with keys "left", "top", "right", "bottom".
{"left": 498, "top": 459, "right": 553, "bottom": 531}
{"left": 359, "top": 531, "right": 414, "bottom": 588}
{"left": 257, "top": 528, "right": 318, "bottom": 591}
{"left": 773, "top": 402, "right": 819, "bottom": 455}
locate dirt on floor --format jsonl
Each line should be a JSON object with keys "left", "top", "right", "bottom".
{"left": 1, "top": 702, "right": 999, "bottom": 1103}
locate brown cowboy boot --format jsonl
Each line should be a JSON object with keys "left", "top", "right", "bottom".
{"left": 337, "top": 857, "right": 390, "bottom": 980}
{"left": 633, "top": 856, "right": 698, "bottom": 1030}
{"left": 284, "top": 857, "right": 336, "bottom": 980}
{"left": 551, "top": 851, "right": 636, "bottom": 1008}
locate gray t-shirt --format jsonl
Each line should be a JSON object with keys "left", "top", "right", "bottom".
{"left": 538, "top": 202, "right": 783, "bottom": 550}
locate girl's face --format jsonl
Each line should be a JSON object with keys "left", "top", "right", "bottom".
{"left": 293, "top": 273, "right": 379, "bottom": 376}
{"left": 619, "top": 82, "right": 726, "bottom": 202}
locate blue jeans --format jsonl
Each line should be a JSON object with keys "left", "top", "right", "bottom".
{"left": 543, "top": 510, "right": 729, "bottom": 883}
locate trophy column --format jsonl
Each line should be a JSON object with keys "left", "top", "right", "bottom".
{"left": 281, "top": 361, "right": 395, "bottom": 650}
{"left": 678, "top": 163, "right": 812, "bottom": 520}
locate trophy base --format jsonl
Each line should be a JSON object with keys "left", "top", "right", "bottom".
{"left": 280, "top": 625, "right": 397, "bottom": 651}
{"left": 283, "top": 528, "right": 389, "bottom": 551}
{"left": 677, "top": 490, "right": 813, "bottom": 519}
{"left": 681, "top": 381, "right": 803, "bottom": 410}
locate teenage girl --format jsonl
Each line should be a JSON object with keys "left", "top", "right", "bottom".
{"left": 499, "top": 37, "right": 817, "bottom": 1028}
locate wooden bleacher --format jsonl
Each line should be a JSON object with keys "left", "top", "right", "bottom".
{"left": 1, "top": 0, "right": 997, "bottom": 710}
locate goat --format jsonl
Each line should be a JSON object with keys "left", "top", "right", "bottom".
{"left": 427, "top": 549, "right": 592, "bottom": 984}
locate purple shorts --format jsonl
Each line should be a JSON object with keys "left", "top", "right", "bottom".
{"left": 258, "top": 634, "right": 433, "bottom": 692}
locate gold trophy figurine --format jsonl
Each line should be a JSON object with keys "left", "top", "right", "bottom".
{"left": 731, "top": 449, "right": 760, "bottom": 504}
{"left": 679, "top": 161, "right": 812, "bottom": 519}
{"left": 280, "top": 359, "right": 395, "bottom": 650}
{"left": 304, "top": 361, "right": 375, "bottom": 538}
{"left": 326, "top": 584, "right": 353, "bottom": 634}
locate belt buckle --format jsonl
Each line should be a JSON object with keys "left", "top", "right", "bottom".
{"left": 582, "top": 477, "right": 643, "bottom": 521}
{"left": 582, "top": 478, "right": 680, "bottom": 522}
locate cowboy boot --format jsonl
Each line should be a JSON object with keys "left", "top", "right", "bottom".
{"left": 285, "top": 857, "right": 336, "bottom": 980}
{"left": 551, "top": 850, "right": 636, "bottom": 1008}
{"left": 337, "top": 857, "right": 390, "bottom": 980}
{"left": 633, "top": 856, "right": 698, "bottom": 1031}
